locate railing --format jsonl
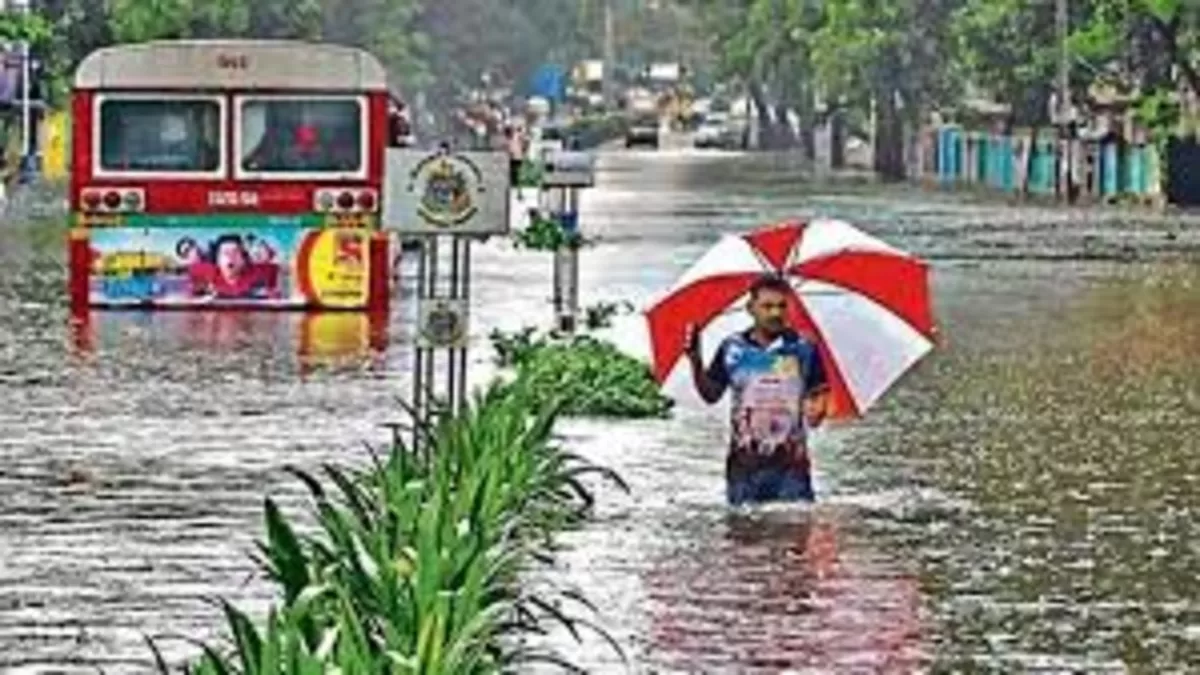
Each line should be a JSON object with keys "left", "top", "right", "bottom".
{"left": 921, "top": 126, "right": 1162, "bottom": 204}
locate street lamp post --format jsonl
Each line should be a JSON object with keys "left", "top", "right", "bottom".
{"left": 9, "top": 0, "right": 37, "bottom": 183}
{"left": 602, "top": 0, "right": 615, "bottom": 105}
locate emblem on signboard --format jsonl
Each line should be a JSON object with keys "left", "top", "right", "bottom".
{"left": 417, "top": 297, "right": 468, "bottom": 348}
{"left": 408, "top": 153, "right": 484, "bottom": 228}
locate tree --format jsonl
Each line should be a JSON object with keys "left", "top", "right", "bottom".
{"left": 807, "top": 0, "right": 961, "bottom": 179}
{"left": 319, "top": 0, "right": 427, "bottom": 91}
{"left": 952, "top": 0, "right": 1058, "bottom": 129}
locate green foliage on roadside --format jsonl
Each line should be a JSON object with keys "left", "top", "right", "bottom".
{"left": 490, "top": 323, "right": 674, "bottom": 420}
{"left": 150, "top": 381, "right": 628, "bottom": 673}
{"left": 513, "top": 214, "right": 587, "bottom": 252}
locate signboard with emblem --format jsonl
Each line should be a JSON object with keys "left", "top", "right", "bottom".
{"left": 416, "top": 296, "right": 469, "bottom": 349}
{"left": 383, "top": 148, "right": 510, "bottom": 236}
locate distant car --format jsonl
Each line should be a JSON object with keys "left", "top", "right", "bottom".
{"left": 540, "top": 123, "right": 566, "bottom": 143}
{"left": 694, "top": 113, "right": 732, "bottom": 148}
{"left": 625, "top": 114, "right": 660, "bottom": 148}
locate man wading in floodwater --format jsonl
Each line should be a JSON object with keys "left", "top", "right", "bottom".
{"left": 686, "top": 274, "right": 830, "bottom": 505}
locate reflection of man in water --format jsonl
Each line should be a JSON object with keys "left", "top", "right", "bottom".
{"left": 686, "top": 274, "right": 830, "bottom": 505}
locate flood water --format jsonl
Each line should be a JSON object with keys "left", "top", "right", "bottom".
{"left": 2, "top": 148, "right": 1200, "bottom": 673}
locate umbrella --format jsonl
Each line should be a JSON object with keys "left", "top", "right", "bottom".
{"left": 645, "top": 218, "right": 936, "bottom": 419}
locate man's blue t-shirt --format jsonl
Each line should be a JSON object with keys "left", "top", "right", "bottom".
{"left": 707, "top": 329, "right": 828, "bottom": 475}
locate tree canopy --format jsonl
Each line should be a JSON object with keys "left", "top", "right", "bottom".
{"left": 695, "top": 0, "right": 1200, "bottom": 175}
{"left": 6, "top": 0, "right": 637, "bottom": 108}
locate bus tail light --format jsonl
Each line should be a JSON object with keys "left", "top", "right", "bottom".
{"left": 81, "top": 187, "right": 145, "bottom": 213}
{"left": 314, "top": 188, "right": 378, "bottom": 214}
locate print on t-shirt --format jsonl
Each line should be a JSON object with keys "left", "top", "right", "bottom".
{"left": 708, "top": 330, "right": 827, "bottom": 469}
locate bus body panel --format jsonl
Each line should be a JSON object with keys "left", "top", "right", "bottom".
{"left": 69, "top": 41, "right": 394, "bottom": 313}
{"left": 74, "top": 40, "right": 388, "bottom": 91}
{"left": 70, "top": 90, "right": 388, "bottom": 214}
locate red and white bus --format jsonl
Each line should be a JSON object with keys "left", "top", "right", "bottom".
{"left": 68, "top": 39, "right": 404, "bottom": 311}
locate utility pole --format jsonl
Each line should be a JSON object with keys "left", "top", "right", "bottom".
{"left": 1056, "top": 0, "right": 1073, "bottom": 202}
{"left": 9, "top": 0, "right": 34, "bottom": 183}
{"left": 602, "top": 0, "right": 615, "bottom": 105}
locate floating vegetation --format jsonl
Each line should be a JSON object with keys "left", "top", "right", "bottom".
{"left": 490, "top": 324, "right": 674, "bottom": 419}
{"left": 512, "top": 213, "right": 589, "bottom": 251}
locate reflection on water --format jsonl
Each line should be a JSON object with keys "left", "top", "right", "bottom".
{"left": 839, "top": 263, "right": 1200, "bottom": 672}
{"left": 646, "top": 507, "right": 923, "bottom": 673}
{"left": 68, "top": 310, "right": 389, "bottom": 375}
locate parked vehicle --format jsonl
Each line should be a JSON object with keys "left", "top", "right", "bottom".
{"left": 625, "top": 113, "right": 660, "bottom": 149}
{"left": 69, "top": 39, "right": 395, "bottom": 312}
{"left": 694, "top": 112, "right": 734, "bottom": 149}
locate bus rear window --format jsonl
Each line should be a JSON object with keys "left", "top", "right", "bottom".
{"left": 239, "top": 98, "right": 362, "bottom": 174}
{"left": 98, "top": 99, "right": 221, "bottom": 173}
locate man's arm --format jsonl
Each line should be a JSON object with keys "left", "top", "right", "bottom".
{"left": 690, "top": 349, "right": 728, "bottom": 404}
{"left": 802, "top": 345, "right": 831, "bottom": 427}
{"left": 686, "top": 326, "right": 728, "bottom": 404}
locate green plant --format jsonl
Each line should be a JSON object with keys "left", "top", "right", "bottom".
{"left": 490, "top": 329, "right": 674, "bottom": 419}
{"left": 489, "top": 326, "right": 540, "bottom": 367}
{"left": 150, "top": 382, "right": 627, "bottom": 673}
{"left": 513, "top": 214, "right": 587, "bottom": 252}
{"left": 582, "top": 301, "right": 635, "bottom": 330}
{"left": 515, "top": 159, "right": 543, "bottom": 188}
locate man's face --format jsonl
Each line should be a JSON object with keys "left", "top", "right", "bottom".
{"left": 749, "top": 287, "right": 788, "bottom": 335}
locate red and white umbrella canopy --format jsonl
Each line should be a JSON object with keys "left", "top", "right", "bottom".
{"left": 645, "top": 219, "right": 936, "bottom": 419}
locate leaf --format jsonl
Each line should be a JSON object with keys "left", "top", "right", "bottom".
{"left": 144, "top": 635, "right": 172, "bottom": 673}
{"left": 222, "top": 600, "right": 264, "bottom": 674}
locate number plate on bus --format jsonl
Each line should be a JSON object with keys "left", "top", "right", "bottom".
{"left": 208, "top": 190, "right": 260, "bottom": 207}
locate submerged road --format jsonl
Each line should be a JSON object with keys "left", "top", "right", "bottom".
{"left": 2, "top": 145, "right": 1200, "bottom": 672}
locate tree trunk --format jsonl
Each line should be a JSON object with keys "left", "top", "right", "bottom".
{"left": 795, "top": 84, "right": 817, "bottom": 161}
{"left": 747, "top": 80, "right": 776, "bottom": 150}
{"left": 1020, "top": 125, "right": 1039, "bottom": 198}
{"left": 829, "top": 109, "right": 845, "bottom": 168}
{"left": 773, "top": 102, "right": 795, "bottom": 149}
{"left": 874, "top": 89, "right": 906, "bottom": 181}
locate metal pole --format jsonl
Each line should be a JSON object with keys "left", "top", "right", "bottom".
{"left": 1056, "top": 0, "right": 1072, "bottom": 201}
{"left": 603, "top": 0, "right": 615, "bottom": 104}
{"left": 15, "top": 0, "right": 32, "bottom": 175}
{"left": 456, "top": 239, "right": 470, "bottom": 408}
{"left": 423, "top": 236, "right": 439, "bottom": 419}
{"left": 564, "top": 187, "right": 580, "bottom": 334}
{"left": 545, "top": 187, "right": 563, "bottom": 323}
{"left": 412, "top": 239, "right": 428, "bottom": 452}
{"left": 446, "top": 236, "right": 460, "bottom": 415}
{"left": 20, "top": 41, "right": 30, "bottom": 159}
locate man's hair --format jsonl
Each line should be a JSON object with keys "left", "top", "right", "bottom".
{"left": 748, "top": 273, "right": 791, "bottom": 299}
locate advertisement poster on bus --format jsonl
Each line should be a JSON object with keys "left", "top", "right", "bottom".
{"left": 86, "top": 226, "right": 372, "bottom": 309}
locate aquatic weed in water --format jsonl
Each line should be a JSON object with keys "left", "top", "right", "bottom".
{"left": 490, "top": 327, "right": 674, "bottom": 419}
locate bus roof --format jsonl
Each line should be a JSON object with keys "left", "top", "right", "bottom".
{"left": 74, "top": 40, "right": 388, "bottom": 91}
